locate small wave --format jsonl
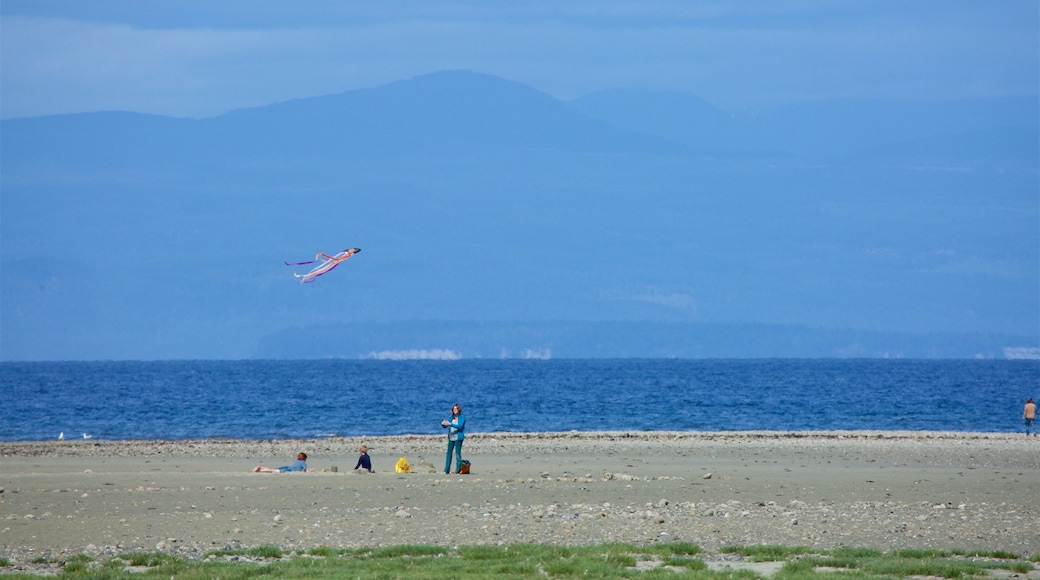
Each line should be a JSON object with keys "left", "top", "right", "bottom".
{"left": 1003, "top": 346, "right": 1040, "bottom": 360}
{"left": 363, "top": 349, "right": 462, "bottom": 360}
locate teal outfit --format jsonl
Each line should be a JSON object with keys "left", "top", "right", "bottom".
{"left": 443, "top": 413, "right": 466, "bottom": 473}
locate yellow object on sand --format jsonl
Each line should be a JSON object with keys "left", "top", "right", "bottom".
{"left": 395, "top": 457, "right": 412, "bottom": 473}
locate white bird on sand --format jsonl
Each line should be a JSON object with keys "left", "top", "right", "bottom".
{"left": 82, "top": 433, "right": 93, "bottom": 440}
{"left": 58, "top": 432, "right": 65, "bottom": 440}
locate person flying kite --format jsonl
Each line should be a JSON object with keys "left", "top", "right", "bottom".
{"left": 285, "top": 248, "right": 360, "bottom": 284}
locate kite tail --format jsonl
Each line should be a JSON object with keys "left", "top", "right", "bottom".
{"left": 285, "top": 260, "right": 318, "bottom": 266}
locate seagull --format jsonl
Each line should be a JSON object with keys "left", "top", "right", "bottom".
{"left": 58, "top": 432, "right": 65, "bottom": 441}
{"left": 82, "top": 433, "right": 93, "bottom": 440}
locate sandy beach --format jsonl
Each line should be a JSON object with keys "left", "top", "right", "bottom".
{"left": 1, "top": 431, "right": 1037, "bottom": 570}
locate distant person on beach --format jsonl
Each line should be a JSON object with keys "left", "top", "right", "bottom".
{"left": 253, "top": 452, "right": 314, "bottom": 473}
{"left": 1024, "top": 398, "right": 1036, "bottom": 436}
{"left": 441, "top": 403, "right": 466, "bottom": 474}
{"left": 354, "top": 445, "right": 373, "bottom": 472}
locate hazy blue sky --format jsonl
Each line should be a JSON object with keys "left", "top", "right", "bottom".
{"left": 2, "top": 1, "right": 1037, "bottom": 119}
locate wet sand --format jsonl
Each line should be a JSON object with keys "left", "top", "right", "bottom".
{"left": 1, "top": 431, "right": 1038, "bottom": 568}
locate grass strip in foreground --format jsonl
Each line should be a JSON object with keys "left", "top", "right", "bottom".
{"left": 0, "top": 542, "right": 1034, "bottom": 579}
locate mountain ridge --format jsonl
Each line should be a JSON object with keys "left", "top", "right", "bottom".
{"left": 1, "top": 71, "right": 1036, "bottom": 360}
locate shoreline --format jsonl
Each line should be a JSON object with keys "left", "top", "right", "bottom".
{"left": 2, "top": 430, "right": 1037, "bottom": 570}
{"left": 2, "top": 429, "right": 1031, "bottom": 457}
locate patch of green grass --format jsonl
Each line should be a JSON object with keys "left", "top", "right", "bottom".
{"left": 661, "top": 555, "right": 708, "bottom": 570}
{"left": 247, "top": 544, "right": 283, "bottom": 559}
{"left": 802, "top": 555, "right": 861, "bottom": 571}
{"left": 62, "top": 561, "right": 89, "bottom": 574}
{"left": 203, "top": 548, "right": 234, "bottom": 558}
{"left": 1009, "top": 561, "right": 1035, "bottom": 573}
{"left": 457, "top": 543, "right": 650, "bottom": 578}
{"left": 367, "top": 544, "right": 448, "bottom": 558}
{"left": 519, "top": 543, "right": 580, "bottom": 559}
{"left": 487, "top": 560, "right": 539, "bottom": 575}
{"left": 460, "top": 542, "right": 579, "bottom": 563}
{"left": 67, "top": 554, "right": 94, "bottom": 563}
{"left": 891, "top": 548, "right": 953, "bottom": 559}
{"left": 56, "top": 554, "right": 95, "bottom": 573}
{"left": 777, "top": 558, "right": 818, "bottom": 577}
{"left": 0, "top": 557, "right": 9, "bottom": 567}
{"left": 964, "top": 559, "right": 1035, "bottom": 575}
{"left": 540, "top": 556, "right": 585, "bottom": 576}
{"left": 828, "top": 547, "right": 882, "bottom": 559}
{"left": 978, "top": 560, "right": 1029, "bottom": 574}
{"left": 203, "top": 547, "right": 249, "bottom": 558}
{"left": 647, "top": 541, "right": 703, "bottom": 556}
{"left": 863, "top": 556, "right": 984, "bottom": 578}
{"left": 21, "top": 542, "right": 1033, "bottom": 580}
{"left": 304, "top": 546, "right": 337, "bottom": 558}
{"left": 589, "top": 542, "right": 643, "bottom": 554}
{"left": 797, "top": 550, "right": 1033, "bottom": 580}
{"left": 116, "top": 551, "right": 182, "bottom": 567}
{"left": 28, "top": 554, "right": 92, "bottom": 565}
{"left": 722, "top": 544, "right": 816, "bottom": 561}
{"left": 102, "top": 559, "right": 127, "bottom": 570}
{"left": 605, "top": 552, "right": 638, "bottom": 567}
{"left": 203, "top": 544, "right": 285, "bottom": 559}
{"left": 457, "top": 544, "right": 511, "bottom": 560}
{"left": 779, "top": 546, "right": 879, "bottom": 575}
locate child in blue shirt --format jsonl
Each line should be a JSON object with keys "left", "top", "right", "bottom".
{"left": 354, "top": 445, "right": 373, "bottom": 472}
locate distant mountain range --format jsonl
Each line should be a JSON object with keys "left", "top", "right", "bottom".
{"left": 570, "top": 88, "right": 1039, "bottom": 161}
{"left": 2, "top": 71, "right": 1037, "bottom": 360}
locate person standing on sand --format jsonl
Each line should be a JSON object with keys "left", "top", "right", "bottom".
{"left": 1024, "top": 398, "right": 1036, "bottom": 436}
{"left": 253, "top": 452, "right": 314, "bottom": 473}
{"left": 441, "top": 403, "right": 466, "bottom": 474}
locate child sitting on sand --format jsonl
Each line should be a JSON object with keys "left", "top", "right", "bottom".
{"left": 253, "top": 452, "right": 314, "bottom": 473}
{"left": 354, "top": 445, "right": 373, "bottom": 472}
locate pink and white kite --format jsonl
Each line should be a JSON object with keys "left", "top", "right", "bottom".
{"left": 285, "top": 248, "right": 361, "bottom": 284}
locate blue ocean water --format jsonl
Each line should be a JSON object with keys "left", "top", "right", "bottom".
{"left": 1, "top": 359, "right": 1037, "bottom": 442}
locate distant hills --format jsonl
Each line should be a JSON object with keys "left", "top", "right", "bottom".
{"left": 2, "top": 72, "right": 679, "bottom": 171}
{"left": 570, "top": 88, "right": 1039, "bottom": 161}
{"left": 2, "top": 71, "right": 1037, "bottom": 360}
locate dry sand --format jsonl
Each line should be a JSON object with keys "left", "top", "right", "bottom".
{"left": 1, "top": 431, "right": 1038, "bottom": 570}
